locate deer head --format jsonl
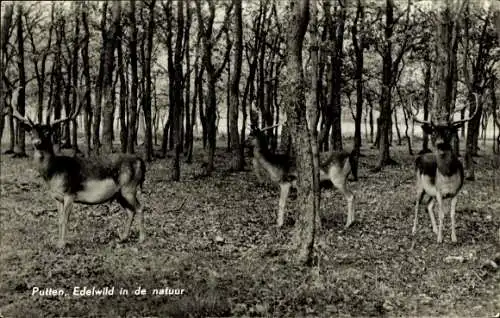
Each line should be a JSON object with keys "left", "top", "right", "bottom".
{"left": 409, "top": 94, "right": 479, "bottom": 156}
{"left": 11, "top": 87, "right": 85, "bottom": 152}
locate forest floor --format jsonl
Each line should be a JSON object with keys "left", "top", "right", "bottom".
{"left": 0, "top": 140, "right": 499, "bottom": 317}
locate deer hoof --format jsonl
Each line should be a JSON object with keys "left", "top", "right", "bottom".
{"left": 56, "top": 241, "right": 66, "bottom": 249}
{"left": 118, "top": 232, "right": 129, "bottom": 242}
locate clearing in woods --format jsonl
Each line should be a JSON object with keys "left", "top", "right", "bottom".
{"left": 0, "top": 140, "right": 499, "bottom": 316}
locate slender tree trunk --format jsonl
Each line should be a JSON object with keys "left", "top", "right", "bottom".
{"left": 81, "top": 2, "right": 92, "bottom": 156}
{"left": 375, "top": 0, "right": 397, "bottom": 170}
{"left": 394, "top": 110, "right": 401, "bottom": 145}
{"left": 309, "top": 0, "right": 321, "bottom": 227}
{"left": 285, "top": 0, "right": 316, "bottom": 264}
{"left": 184, "top": 3, "right": 192, "bottom": 159}
{"left": 143, "top": 0, "right": 156, "bottom": 161}
{"left": 330, "top": 1, "right": 345, "bottom": 151}
{"left": 420, "top": 57, "right": 431, "bottom": 153}
{"left": 127, "top": 0, "right": 138, "bottom": 154}
{"left": 117, "top": 30, "right": 128, "bottom": 153}
{"left": 93, "top": 1, "right": 108, "bottom": 154}
{"left": 0, "top": 3, "right": 14, "bottom": 146}
{"left": 14, "top": 4, "right": 27, "bottom": 157}
{"left": 172, "top": 0, "right": 185, "bottom": 180}
{"left": 229, "top": 0, "right": 244, "bottom": 171}
{"left": 101, "top": 1, "right": 121, "bottom": 154}
{"left": 352, "top": 0, "right": 364, "bottom": 176}
{"left": 71, "top": 3, "right": 81, "bottom": 154}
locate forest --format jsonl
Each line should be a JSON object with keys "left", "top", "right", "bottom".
{"left": 1, "top": 0, "right": 499, "bottom": 316}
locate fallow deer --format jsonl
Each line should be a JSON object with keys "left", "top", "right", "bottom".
{"left": 410, "top": 95, "right": 478, "bottom": 243}
{"left": 248, "top": 122, "right": 355, "bottom": 228}
{"left": 11, "top": 88, "right": 146, "bottom": 248}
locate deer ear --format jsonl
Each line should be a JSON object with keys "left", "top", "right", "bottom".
{"left": 421, "top": 123, "right": 433, "bottom": 134}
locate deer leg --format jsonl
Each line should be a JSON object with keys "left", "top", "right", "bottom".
{"left": 116, "top": 190, "right": 137, "bottom": 242}
{"left": 330, "top": 171, "right": 355, "bottom": 228}
{"left": 277, "top": 182, "right": 291, "bottom": 227}
{"left": 436, "top": 192, "right": 444, "bottom": 243}
{"left": 253, "top": 158, "right": 265, "bottom": 184}
{"left": 56, "top": 201, "right": 63, "bottom": 246}
{"left": 412, "top": 188, "right": 425, "bottom": 235}
{"left": 58, "top": 195, "right": 74, "bottom": 249}
{"left": 426, "top": 198, "right": 437, "bottom": 234}
{"left": 136, "top": 194, "right": 145, "bottom": 243}
{"left": 450, "top": 196, "right": 458, "bottom": 243}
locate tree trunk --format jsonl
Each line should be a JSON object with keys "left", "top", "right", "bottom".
{"left": 184, "top": 3, "right": 192, "bottom": 159}
{"left": 320, "top": 0, "right": 345, "bottom": 151}
{"left": 127, "top": 0, "right": 139, "bottom": 154}
{"left": 171, "top": 0, "right": 185, "bottom": 181}
{"left": 309, "top": 0, "right": 322, "bottom": 226}
{"left": 229, "top": 0, "right": 244, "bottom": 171}
{"left": 330, "top": 2, "right": 345, "bottom": 151}
{"left": 143, "top": 0, "right": 156, "bottom": 161}
{"left": 394, "top": 110, "right": 401, "bottom": 145}
{"left": 375, "top": 0, "right": 397, "bottom": 170}
{"left": 195, "top": 0, "right": 232, "bottom": 175}
{"left": 81, "top": 2, "right": 92, "bottom": 156}
{"left": 352, "top": 0, "right": 364, "bottom": 174}
{"left": 0, "top": 3, "right": 14, "bottom": 146}
{"left": 101, "top": 1, "right": 121, "bottom": 154}
{"left": 420, "top": 57, "right": 431, "bottom": 153}
{"left": 71, "top": 3, "right": 81, "bottom": 154}
{"left": 285, "top": 0, "right": 316, "bottom": 264}
{"left": 117, "top": 27, "right": 128, "bottom": 153}
{"left": 13, "top": 4, "right": 27, "bottom": 158}
{"left": 93, "top": 1, "right": 108, "bottom": 154}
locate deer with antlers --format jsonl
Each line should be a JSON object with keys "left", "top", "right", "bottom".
{"left": 410, "top": 94, "right": 479, "bottom": 243}
{"left": 248, "top": 111, "right": 355, "bottom": 228}
{"left": 11, "top": 87, "right": 146, "bottom": 248}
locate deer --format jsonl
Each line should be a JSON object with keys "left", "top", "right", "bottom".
{"left": 410, "top": 94, "right": 479, "bottom": 243}
{"left": 248, "top": 114, "right": 355, "bottom": 229}
{"left": 11, "top": 87, "right": 146, "bottom": 249}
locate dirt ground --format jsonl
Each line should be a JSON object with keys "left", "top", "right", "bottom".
{"left": 1, "top": 141, "right": 499, "bottom": 317}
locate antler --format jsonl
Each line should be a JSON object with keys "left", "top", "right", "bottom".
{"left": 260, "top": 123, "right": 281, "bottom": 131}
{"left": 408, "top": 95, "right": 432, "bottom": 125}
{"left": 451, "top": 93, "right": 480, "bottom": 127}
{"left": 51, "top": 87, "right": 86, "bottom": 126}
{"left": 10, "top": 86, "right": 35, "bottom": 127}
{"left": 12, "top": 108, "right": 35, "bottom": 127}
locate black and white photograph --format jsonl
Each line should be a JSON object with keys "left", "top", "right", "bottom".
{"left": 0, "top": 0, "right": 499, "bottom": 316}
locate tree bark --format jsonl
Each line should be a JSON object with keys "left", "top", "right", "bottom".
{"left": 285, "top": 0, "right": 316, "bottom": 264}
{"left": 101, "top": 1, "right": 121, "bottom": 154}
{"left": 229, "top": 0, "right": 244, "bottom": 171}
{"left": 0, "top": 3, "right": 14, "bottom": 146}
{"left": 127, "top": 0, "right": 139, "bottom": 154}
{"left": 93, "top": 1, "right": 108, "bottom": 154}
{"left": 117, "top": 23, "right": 128, "bottom": 153}
{"left": 420, "top": 56, "right": 431, "bottom": 154}
{"left": 352, "top": 0, "right": 364, "bottom": 177}
{"left": 375, "top": 0, "right": 398, "bottom": 170}
{"left": 143, "top": 0, "right": 156, "bottom": 161}
{"left": 195, "top": 0, "right": 232, "bottom": 175}
{"left": 14, "top": 4, "right": 27, "bottom": 157}
{"left": 71, "top": 2, "right": 81, "bottom": 154}
{"left": 172, "top": 0, "right": 185, "bottom": 180}
{"left": 81, "top": 2, "right": 92, "bottom": 156}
